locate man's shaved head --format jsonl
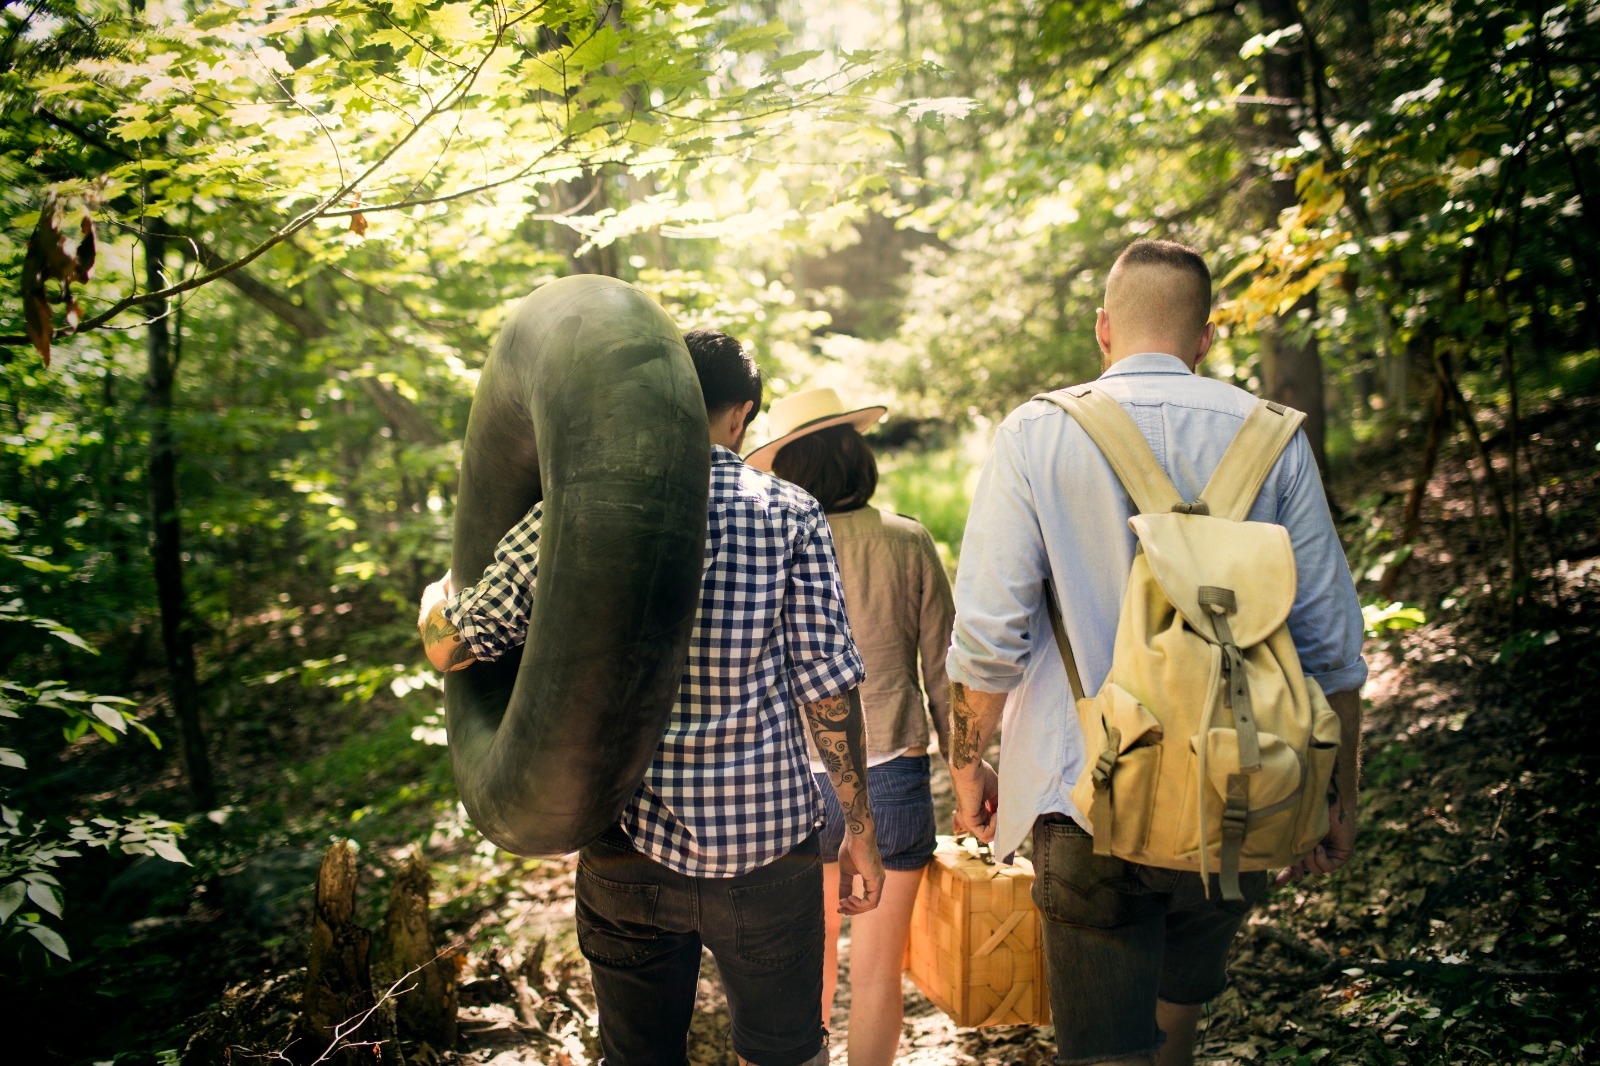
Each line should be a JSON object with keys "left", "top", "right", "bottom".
{"left": 1098, "top": 239, "right": 1214, "bottom": 369}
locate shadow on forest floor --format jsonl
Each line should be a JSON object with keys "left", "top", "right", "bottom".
{"left": 9, "top": 401, "right": 1597, "bottom": 1066}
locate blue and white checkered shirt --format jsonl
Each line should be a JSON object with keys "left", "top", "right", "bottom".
{"left": 443, "top": 445, "right": 865, "bottom": 877}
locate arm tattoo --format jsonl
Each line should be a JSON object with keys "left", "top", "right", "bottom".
{"left": 804, "top": 690, "right": 874, "bottom": 836}
{"left": 423, "top": 607, "right": 477, "bottom": 671}
{"left": 423, "top": 614, "right": 459, "bottom": 647}
{"left": 949, "top": 682, "right": 982, "bottom": 770}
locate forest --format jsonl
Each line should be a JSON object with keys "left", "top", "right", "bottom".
{"left": 0, "top": 0, "right": 1595, "bottom": 1062}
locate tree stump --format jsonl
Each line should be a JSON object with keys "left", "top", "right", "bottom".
{"left": 299, "top": 840, "right": 374, "bottom": 1064}
{"left": 373, "top": 851, "right": 459, "bottom": 1053}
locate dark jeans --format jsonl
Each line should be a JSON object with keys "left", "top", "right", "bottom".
{"left": 575, "top": 825, "right": 826, "bottom": 1066}
{"left": 1031, "top": 816, "right": 1267, "bottom": 1065}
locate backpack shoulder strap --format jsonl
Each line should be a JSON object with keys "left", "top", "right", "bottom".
{"left": 1033, "top": 386, "right": 1183, "bottom": 515}
{"left": 1043, "top": 583, "right": 1086, "bottom": 702}
{"left": 1199, "top": 400, "right": 1307, "bottom": 522}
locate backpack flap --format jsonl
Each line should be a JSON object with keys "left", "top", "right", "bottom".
{"left": 1128, "top": 512, "right": 1295, "bottom": 649}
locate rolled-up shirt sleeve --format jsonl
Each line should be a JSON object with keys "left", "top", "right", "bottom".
{"left": 1274, "top": 436, "right": 1370, "bottom": 695}
{"left": 946, "top": 418, "right": 1049, "bottom": 693}
{"left": 441, "top": 504, "right": 542, "bottom": 663}
{"left": 782, "top": 510, "right": 867, "bottom": 704}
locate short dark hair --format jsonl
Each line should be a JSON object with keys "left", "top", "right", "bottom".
{"left": 1113, "top": 239, "right": 1212, "bottom": 301}
{"left": 771, "top": 425, "right": 878, "bottom": 512}
{"left": 684, "top": 329, "right": 761, "bottom": 428}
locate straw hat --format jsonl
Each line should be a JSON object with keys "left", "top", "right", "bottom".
{"left": 743, "top": 387, "right": 887, "bottom": 472}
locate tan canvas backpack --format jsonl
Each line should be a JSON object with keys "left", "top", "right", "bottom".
{"left": 1033, "top": 385, "right": 1342, "bottom": 900}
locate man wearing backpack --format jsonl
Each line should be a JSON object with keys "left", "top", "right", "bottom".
{"left": 945, "top": 239, "right": 1367, "bottom": 1066}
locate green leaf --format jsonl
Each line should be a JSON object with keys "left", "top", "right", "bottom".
{"left": 15, "top": 554, "right": 69, "bottom": 573}
{"left": 130, "top": 720, "right": 162, "bottom": 749}
{"left": 370, "top": 27, "right": 415, "bottom": 50}
{"left": 426, "top": 2, "right": 480, "bottom": 43}
{"left": 92, "top": 703, "right": 129, "bottom": 734}
{"left": 43, "top": 626, "right": 91, "bottom": 652}
{"left": 566, "top": 110, "right": 608, "bottom": 137}
{"left": 114, "top": 118, "right": 160, "bottom": 142}
{"left": 0, "top": 748, "right": 24, "bottom": 770}
{"left": 524, "top": 57, "right": 572, "bottom": 96}
{"left": 193, "top": 5, "right": 242, "bottom": 30}
{"left": 567, "top": 25, "right": 621, "bottom": 74}
{"left": 26, "top": 883, "right": 61, "bottom": 919}
{"left": 149, "top": 839, "right": 190, "bottom": 865}
{"left": 169, "top": 104, "right": 205, "bottom": 128}
{"left": 28, "top": 924, "right": 70, "bottom": 960}
{"left": 722, "top": 21, "right": 790, "bottom": 52}
{"left": 0, "top": 882, "right": 24, "bottom": 923}
{"left": 764, "top": 49, "right": 823, "bottom": 75}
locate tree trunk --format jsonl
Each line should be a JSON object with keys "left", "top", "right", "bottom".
{"left": 1256, "top": 0, "right": 1328, "bottom": 472}
{"left": 1380, "top": 339, "right": 1449, "bottom": 601}
{"left": 143, "top": 225, "right": 215, "bottom": 810}
{"left": 1256, "top": 307, "right": 1326, "bottom": 466}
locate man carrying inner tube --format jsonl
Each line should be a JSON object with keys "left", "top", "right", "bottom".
{"left": 418, "top": 329, "right": 883, "bottom": 1066}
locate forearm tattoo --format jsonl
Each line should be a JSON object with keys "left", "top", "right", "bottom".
{"left": 805, "top": 690, "right": 874, "bottom": 837}
{"left": 423, "top": 610, "right": 475, "bottom": 670}
{"left": 948, "top": 682, "right": 982, "bottom": 770}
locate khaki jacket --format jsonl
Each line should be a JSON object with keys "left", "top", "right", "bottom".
{"left": 810, "top": 506, "right": 954, "bottom": 759}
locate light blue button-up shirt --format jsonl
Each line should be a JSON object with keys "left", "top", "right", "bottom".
{"left": 946, "top": 352, "right": 1369, "bottom": 858}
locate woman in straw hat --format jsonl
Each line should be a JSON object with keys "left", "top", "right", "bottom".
{"left": 747, "top": 388, "right": 955, "bottom": 1065}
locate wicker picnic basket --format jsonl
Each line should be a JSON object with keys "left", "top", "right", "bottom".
{"left": 904, "top": 835, "right": 1051, "bottom": 1028}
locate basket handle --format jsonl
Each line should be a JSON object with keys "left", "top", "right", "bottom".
{"left": 953, "top": 832, "right": 1001, "bottom": 866}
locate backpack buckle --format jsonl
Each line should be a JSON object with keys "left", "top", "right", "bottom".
{"left": 1092, "top": 726, "right": 1121, "bottom": 788}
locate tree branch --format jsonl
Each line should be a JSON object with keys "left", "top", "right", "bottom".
{"left": 1085, "top": 2, "right": 1242, "bottom": 95}
{"left": 196, "top": 242, "right": 330, "bottom": 339}
{"left": 2, "top": 8, "right": 529, "bottom": 349}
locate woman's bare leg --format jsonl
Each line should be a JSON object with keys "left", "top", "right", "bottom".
{"left": 842, "top": 867, "right": 923, "bottom": 1066}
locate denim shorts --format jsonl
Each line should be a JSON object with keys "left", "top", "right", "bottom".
{"left": 814, "top": 754, "right": 936, "bottom": 872}
{"left": 1031, "top": 815, "right": 1267, "bottom": 1063}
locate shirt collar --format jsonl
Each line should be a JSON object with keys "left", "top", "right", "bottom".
{"left": 712, "top": 444, "right": 742, "bottom": 464}
{"left": 1099, "top": 352, "right": 1195, "bottom": 379}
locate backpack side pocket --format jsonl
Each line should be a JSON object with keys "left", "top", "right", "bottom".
{"left": 1071, "top": 684, "right": 1165, "bottom": 856}
{"left": 1289, "top": 679, "right": 1342, "bottom": 857}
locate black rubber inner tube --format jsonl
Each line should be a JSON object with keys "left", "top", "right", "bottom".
{"left": 445, "top": 275, "right": 710, "bottom": 855}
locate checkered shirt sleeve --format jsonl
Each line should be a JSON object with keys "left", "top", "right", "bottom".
{"left": 623, "top": 450, "right": 866, "bottom": 878}
{"left": 440, "top": 504, "right": 541, "bottom": 663}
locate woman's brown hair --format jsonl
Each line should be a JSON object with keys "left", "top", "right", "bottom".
{"left": 771, "top": 424, "right": 878, "bottom": 512}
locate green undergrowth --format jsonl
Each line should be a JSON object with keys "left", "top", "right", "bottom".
{"left": 876, "top": 433, "right": 983, "bottom": 571}
{"left": 1214, "top": 614, "right": 1599, "bottom": 1065}
{"left": 1199, "top": 398, "right": 1600, "bottom": 1065}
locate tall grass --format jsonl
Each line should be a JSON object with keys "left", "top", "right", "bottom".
{"left": 873, "top": 430, "right": 988, "bottom": 575}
